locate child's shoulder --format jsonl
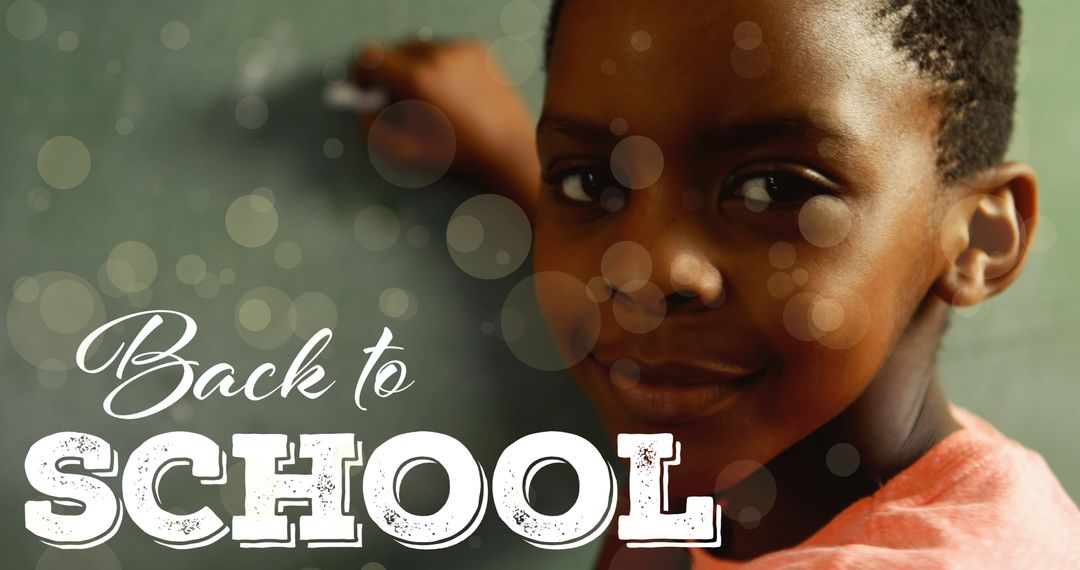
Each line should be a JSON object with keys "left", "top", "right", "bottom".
{"left": 692, "top": 406, "right": 1080, "bottom": 569}
{"left": 883, "top": 405, "right": 1075, "bottom": 513}
{"left": 819, "top": 405, "right": 1079, "bottom": 567}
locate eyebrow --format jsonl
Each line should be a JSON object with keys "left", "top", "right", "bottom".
{"left": 536, "top": 112, "right": 859, "bottom": 152}
{"left": 536, "top": 113, "right": 621, "bottom": 146}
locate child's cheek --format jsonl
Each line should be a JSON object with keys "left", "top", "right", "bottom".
{"left": 779, "top": 288, "right": 873, "bottom": 351}
{"left": 748, "top": 204, "right": 909, "bottom": 411}
{"left": 744, "top": 194, "right": 887, "bottom": 352}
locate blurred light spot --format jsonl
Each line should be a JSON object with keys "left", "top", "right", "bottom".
{"left": 354, "top": 205, "right": 400, "bottom": 251}
{"left": 799, "top": 195, "right": 852, "bottom": 248}
{"left": 126, "top": 287, "right": 153, "bottom": 308}
{"left": 355, "top": 39, "right": 385, "bottom": 70}
{"left": 169, "top": 400, "right": 194, "bottom": 425}
{"left": 8, "top": 272, "right": 105, "bottom": 368}
{"left": 114, "top": 117, "right": 134, "bottom": 136}
{"left": 610, "top": 359, "right": 640, "bottom": 389}
{"left": 235, "top": 95, "right": 269, "bottom": 129}
{"left": 37, "top": 358, "right": 67, "bottom": 389}
{"left": 714, "top": 460, "right": 777, "bottom": 523}
{"left": 106, "top": 241, "right": 158, "bottom": 293}
{"left": 585, "top": 276, "right": 612, "bottom": 303}
{"left": 193, "top": 273, "right": 221, "bottom": 298}
{"left": 768, "top": 242, "right": 796, "bottom": 269}
{"left": 273, "top": 241, "right": 302, "bottom": 269}
{"left": 447, "top": 194, "right": 531, "bottom": 279}
{"left": 826, "top": 443, "right": 860, "bottom": 477}
{"left": 35, "top": 544, "right": 122, "bottom": 570}
{"left": 378, "top": 287, "right": 417, "bottom": 320}
{"left": 486, "top": 36, "right": 536, "bottom": 86}
{"left": 160, "top": 20, "right": 189, "bottom": 50}
{"left": 611, "top": 135, "right": 664, "bottom": 190}
{"left": 601, "top": 241, "right": 652, "bottom": 293}
{"left": 447, "top": 215, "right": 484, "bottom": 253}
{"left": 238, "top": 299, "right": 272, "bottom": 332}
{"left": 236, "top": 38, "right": 276, "bottom": 80}
{"left": 57, "top": 30, "right": 78, "bottom": 51}
{"left": 96, "top": 264, "right": 123, "bottom": 298}
{"left": 612, "top": 281, "right": 666, "bottom": 334}
{"left": 235, "top": 287, "right": 292, "bottom": 349}
{"left": 500, "top": 0, "right": 542, "bottom": 40}
{"left": 5, "top": 0, "right": 46, "bottom": 41}
{"left": 811, "top": 298, "right": 844, "bottom": 333}
{"left": 27, "top": 187, "right": 51, "bottom": 212}
{"left": 323, "top": 137, "right": 344, "bottom": 158}
{"left": 738, "top": 507, "right": 762, "bottom": 529}
{"left": 609, "top": 117, "right": 628, "bottom": 136}
{"left": 175, "top": 254, "right": 207, "bottom": 285}
{"left": 226, "top": 193, "right": 278, "bottom": 247}
{"left": 14, "top": 277, "right": 40, "bottom": 303}
{"left": 782, "top": 292, "right": 823, "bottom": 342}
{"left": 1030, "top": 216, "right": 1057, "bottom": 253}
{"left": 252, "top": 186, "right": 275, "bottom": 204}
{"left": 733, "top": 21, "right": 762, "bottom": 50}
{"left": 37, "top": 135, "right": 91, "bottom": 190}
{"left": 368, "top": 100, "right": 456, "bottom": 188}
{"left": 600, "top": 188, "right": 626, "bottom": 213}
{"left": 731, "top": 44, "right": 770, "bottom": 79}
{"left": 503, "top": 271, "right": 600, "bottom": 371}
{"left": 289, "top": 292, "right": 338, "bottom": 339}
{"left": 630, "top": 30, "right": 652, "bottom": 52}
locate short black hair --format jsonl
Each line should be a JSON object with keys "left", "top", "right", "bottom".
{"left": 543, "top": 0, "right": 1021, "bottom": 183}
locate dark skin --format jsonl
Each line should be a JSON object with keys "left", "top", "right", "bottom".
{"left": 357, "top": 0, "right": 1038, "bottom": 564}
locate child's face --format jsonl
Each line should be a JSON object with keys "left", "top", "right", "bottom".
{"left": 534, "top": 0, "right": 951, "bottom": 489}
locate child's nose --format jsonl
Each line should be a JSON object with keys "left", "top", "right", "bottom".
{"left": 603, "top": 148, "right": 726, "bottom": 313}
{"left": 603, "top": 218, "right": 726, "bottom": 315}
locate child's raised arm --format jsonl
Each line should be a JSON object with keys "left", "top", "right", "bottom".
{"left": 352, "top": 40, "right": 541, "bottom": 217}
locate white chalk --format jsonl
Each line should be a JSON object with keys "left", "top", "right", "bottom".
{"left": 324, "top": 81, "right": 389, "bottom": 112}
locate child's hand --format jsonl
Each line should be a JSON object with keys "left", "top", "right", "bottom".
{"left": 354, "top": 39, "right": 540, "bottom": 214}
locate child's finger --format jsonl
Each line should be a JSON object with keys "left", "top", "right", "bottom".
{"left": 351, "top": 43, "right": 419, "bottom": 98}
{"left": 351, "top": 40, "right": 387, "bottom": 88}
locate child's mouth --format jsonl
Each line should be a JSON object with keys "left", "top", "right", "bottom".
{"left": 587, "top": 354, "right": 768, "bottom": 425}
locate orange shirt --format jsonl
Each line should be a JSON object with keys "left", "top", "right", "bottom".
{"left": 690, "top": 406, "right": 1080, "bottom": 569}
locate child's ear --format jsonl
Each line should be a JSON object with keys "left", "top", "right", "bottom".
{"left": 934, "top": 162, "right": 1039, "bottom": 307}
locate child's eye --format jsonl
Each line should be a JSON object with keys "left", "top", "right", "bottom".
{"left": 546, "top": 166, "right": 621, "bottom": 204}
{"left": 724, "top": 168, "right": 837, "bottom": 211}
{"left": 561, "top": 172, "right": 597, "bottom": 202}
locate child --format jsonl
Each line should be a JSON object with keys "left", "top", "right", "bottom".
{"left": 354, "top": 0, "right": 1080, "bottom": 566}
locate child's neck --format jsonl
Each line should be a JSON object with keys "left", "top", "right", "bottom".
{"left": 712, "top": 298, "right": 962, "bottom": 560}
